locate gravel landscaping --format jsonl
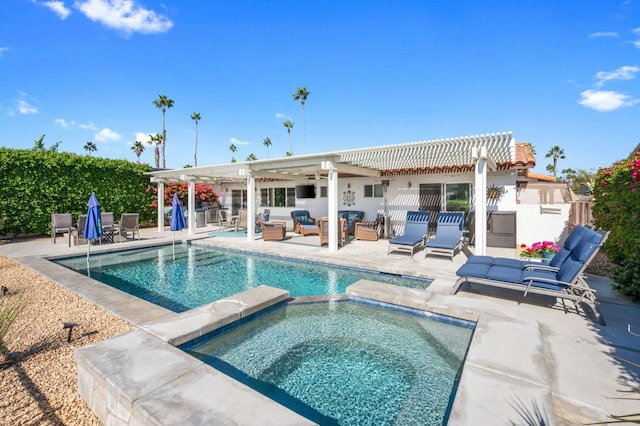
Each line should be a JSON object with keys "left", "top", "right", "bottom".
{"left": 0, "top": 256, "right": 133, "bottom": 425}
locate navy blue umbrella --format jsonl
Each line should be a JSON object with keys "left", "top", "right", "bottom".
{"left": 84, "top": 192, "right": 102, "bottom": 265}
{"left": 170, "top": 193, "right": 186, "bottom": 253}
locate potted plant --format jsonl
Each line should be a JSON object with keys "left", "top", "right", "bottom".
{"left": 519, "top": 241, "right": 560, "bottom": 263}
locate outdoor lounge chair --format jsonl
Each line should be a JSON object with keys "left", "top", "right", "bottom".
{"left": 355, "top": 215, "right": 383, "bottom": 241}
{"left": 119, "top": 213, "right": 140, "bottom": 240}
{"left": 51, "top": 213, "right": 75, "bottom": 244}
{"left": 452, "top": 226, "right": 609, "bottom": 324}
{"left": 291, "top": 210, "right": 316, "bottom": 234}
{"left": 465, "top": 225, "right": 590, "bottom": 271}
{"left": 319, "top": 217, "right": 347, "bottom": 246}
{"left": 424, "top": 212, "right": 464, "bottom": 261}
{"left": 387, "top": 211, "right": 430, "bottom": 256}
{"left": 258, "top": 215, "right": 287, "bottom": 241}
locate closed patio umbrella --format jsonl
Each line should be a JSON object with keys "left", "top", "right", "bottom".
{"left": 84, "top": 192, "right": 103, "bottom": 269}
{"left": 170, "top": 193, "right": 186, "bottom": 255}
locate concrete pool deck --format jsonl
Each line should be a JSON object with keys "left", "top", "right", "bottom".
{"left": 1, "top": 227, "right": 639, "bottom": 425}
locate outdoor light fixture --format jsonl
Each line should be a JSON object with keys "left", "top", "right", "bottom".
{"left": 60, "top": 322, "right": 79, "bottom": 343}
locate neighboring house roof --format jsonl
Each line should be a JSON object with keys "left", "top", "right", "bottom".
{"left": 149, "top": 132, "right": 535, "bottom": 183}
{"left": 514, "top": 142, "right": 536, "bottom": 168}
{"left": 525, "top": 171, "right": 557, "bottom": 182}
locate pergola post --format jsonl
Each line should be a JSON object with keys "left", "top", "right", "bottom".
{"left": 472, "top": 146, "right": 495, "bottom": 256}
{"left": 323, "top": 161, "right": 339, "bottom": 252}
{"left": 187, "top": 179, "right": 195, "bottom": 235}
{"left": 246, "top": 175, "right": 255, "bottom": 241}
{"left": 156, "top": 180, "right": 165, "bottom": 232}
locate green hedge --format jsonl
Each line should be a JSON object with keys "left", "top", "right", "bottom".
{"left": 0, "top": 148, "right": 155, "bottom": 236}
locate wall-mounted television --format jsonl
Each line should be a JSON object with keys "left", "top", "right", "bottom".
{"left": 295, "top": 184, "right": 316, "bottom": 199}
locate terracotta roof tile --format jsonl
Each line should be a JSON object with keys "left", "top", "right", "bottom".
{"left": 514, "top": 142, "right": 536, "bottom": 168}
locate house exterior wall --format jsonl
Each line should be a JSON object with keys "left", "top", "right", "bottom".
{"left": 240, "top": 170, "right": 572, "bottom": 249}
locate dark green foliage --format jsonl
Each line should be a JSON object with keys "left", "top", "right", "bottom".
{"left": 593, "top": 156, "right": 640, "bottom": 297}
{"left": 0, "top": 148, "right": 155, "bottom": 235}
{"left": 612, "top": 260, "right": 640, "bottom": 301}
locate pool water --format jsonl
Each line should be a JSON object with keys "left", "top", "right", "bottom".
{"left": 54, "top": 244, "right": 432, "bottom": 313}
{"left": 184, "top": 301, "right": 473, "bottom": 425}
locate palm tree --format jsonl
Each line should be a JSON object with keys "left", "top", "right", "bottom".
{"left": 131, "top": 140, "right": 145, "bottom": 164}
{"left": 246, "top": 153, "right": 257, "bottom": 161}
{"left": 84, "top": 141, "right": 97, "bottom": 156}
{"left": 292, "top": 87, "right": 309, "bottom": 153}
{"left": 191, "top": 112, "right": 201, "bottom": 167}
{"left": 152, "top": 94, "right": 174, "bottom": 169}
{"left": 285, "top": 151, "right": 293, "bottom": 157}
{"left": 545, "top": 145, "right": 566, "bottom": 179}
{"left": 263, "top": 137, "right": 272, "bottom": 158}
{"left": 283, "top": 119, "right": 294, "bottom": 155}
{"left": 147, "top": 133, "right": 162, "bottom": 169}
{"left": 229, "top": 143, "right": 237, "bottom": 163}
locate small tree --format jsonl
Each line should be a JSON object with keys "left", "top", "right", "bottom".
{"left": 191, "top": 112, "right": 201, "bottom": 167}
{"left": 229, "top": 144, "right": 237, "bottom": 163}
{"left": 152, "top": 94, "right": 174, "bottom": 169}
{"left": 131, "top": 141, "right": 145, "bottom": 164}
{"left": 545, "top": 146, "right": 566, "bottom": 179}
{"left": 147, "top": 133, "right": 162, "bottom": 169}
{"left": 84, "top": 141, "right": 97, "bottom": 156}
{"left": 292, "top": 87, "right": 309, "bottom": 153}
{"left": 283, "top": 119, "right": 294, "bottom": 155}
{"left": 246, "top": 153, "right": 257, "bottom": 161}
{"left": 263, "top": 137, "right": 272, "bottom": 158}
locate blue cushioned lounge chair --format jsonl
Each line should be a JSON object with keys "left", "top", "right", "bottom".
{"left": 466, "top": 225, "right": 589, "bottom": 271}
{"left": 452, "top": 226, "right": 609, "bottom": 324}
{"left": 291, "top": 210, "right": 316, "bottom": 234}
{"left": 387, "top": 211, "right": 430, "bottom": 256}
{"left": 424, "top": 212, "right": 464, "bottom": 261}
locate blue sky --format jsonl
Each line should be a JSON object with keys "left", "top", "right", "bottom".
{"left": 1, "top": 0, "right": 639, "bottom": 173}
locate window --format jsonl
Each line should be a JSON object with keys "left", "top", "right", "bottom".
{"left": 364, "top": 184, "right": 383, "bottom": 198}
{"left": 320, "top": 186, "right": 327, "bottom": 198}
{"left": 260, "top": 187, "right": 296, "bottom": 207}
{"left": 445, "top": 183, "right": 471, "bottom": 212}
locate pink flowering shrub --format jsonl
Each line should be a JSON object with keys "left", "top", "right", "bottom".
{"left": 519, "top": 241, "right": 559, "bottom": 258}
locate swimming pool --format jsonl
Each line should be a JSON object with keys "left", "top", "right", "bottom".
{"left": 54, "top": 244, "right": 432, "bottom": 313}
{"left": 183, "top": 300, "right": 473, "bottom": 425}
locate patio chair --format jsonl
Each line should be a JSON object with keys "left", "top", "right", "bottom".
{"left": 291, "top": 210, "right": 316, "bottom": 234}
{"left": 319, "top": 217, "right": 347, "bottom": 246}
{"left": 354, "top": 215, "right": 383, "bottom": 241}
{"left": 258, "top": 214, "right": 287, "bottom": 241}
{"left": 452, "top": 227, "right": 609, "bottom": 324}
{"left": 424, "top": 212, "right": 464, "bottom": 261}
{"left": 101, "top": 212, "right": 119, "bottom": 244}
{"left": 51, "top": 213, "right": 75, "bottom": 244}
{"left": 69, "top": 214, "right": 87, "bottom": 247}
{"left": 119, "top": 213, "right": 140, "bottom": 240}
{"left": 235, "top": 209, "right": 248, "bottom": 232}
{"left": 387, "top": 211, "right": 430, "bottom": 256}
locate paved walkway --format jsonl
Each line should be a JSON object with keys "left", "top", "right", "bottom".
{"left": 2, "top": 226, "right": 639, "bottom": 424}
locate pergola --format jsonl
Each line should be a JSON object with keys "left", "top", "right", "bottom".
{"left": 147, "top": 132, "right": 518, "bottom": 254}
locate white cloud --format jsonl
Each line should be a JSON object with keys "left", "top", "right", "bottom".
{"left": 78, "top": 122, "right": 98, "bottom": 130}
{"left": 578, "top": 89, "right": 639, "bottom": 111}
{"left": 55, "top": 118, "right": 76, "bottom": 127}
{"left": 17, "top": 100, "right": 38, "bottom": 114}
{"left": 0, "top": 47, "right": 9, "bottom": 58}
{"left": 633, "top": 27, "right": 640, "bottom": 48}
{"left": 229, "top": 137, "right": 249, "bottom": 145}
{"left": 94, "top": 127, "right": 122, "bottom": 142}
{"left": 74, "top": 0, "right": 173, "bottom": 36}
{"left": 588, "top": 31, "right": 618, "bottom": 39}
{"left": 134, "top": 132, "right": 152, "bottom": 143}
{"left": 594, "top": 65, "right": 640, "bottom": 87}
{"left": 275, "top": 112, "right": 292, "bottom": 120}
{"left": 42, "top": 1, "right": 72, "bottom": 19}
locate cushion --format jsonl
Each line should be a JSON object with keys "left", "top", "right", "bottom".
{"left": 298, "top": 215, "right": 308, "bottom": 222}
{"left": 456, "top": 263, "right": 490, "bottom": 279}
{"left": 260, "top": 213, "right": 268, "bottom": 222}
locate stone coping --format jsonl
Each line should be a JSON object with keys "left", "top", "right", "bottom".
{"left": 74, "top": 285, "right": 313, "bottom": 425}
